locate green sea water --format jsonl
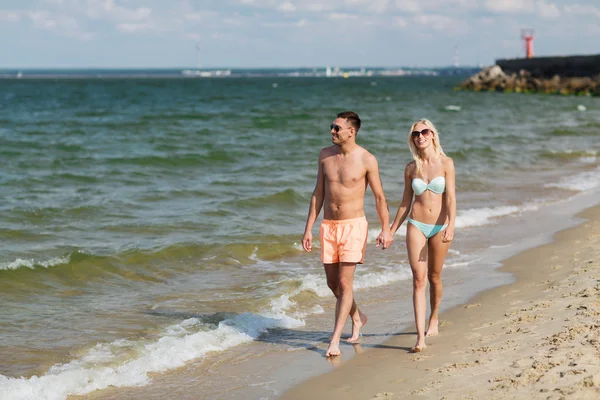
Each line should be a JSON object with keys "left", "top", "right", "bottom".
{"left": 1, "top": 75, "right": 599, "bottom": 399}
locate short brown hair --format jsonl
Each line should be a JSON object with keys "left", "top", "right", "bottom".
{"left": 337, "top": 111, "right": 361, "bottom": 132}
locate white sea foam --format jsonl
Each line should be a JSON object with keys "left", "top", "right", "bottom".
{"left": 298, "top": 266, "right": 412, "bottom": 297}
{"left": 544, "top": 167, "right": 600, "bottom": 192}
{"left": 0, "top": 310, "right": 304, "bottom": 400}
{"left": 444, "top": 105, "right": 461, "bottom": 111}
{"left": 0, "top": 255, "right": 71, "bottom": 271}
{"left": 455, "top": 203, "right": 539, "bottom": 228}
{"left": 369, "top": 204, "right": 538, "bottom": 238}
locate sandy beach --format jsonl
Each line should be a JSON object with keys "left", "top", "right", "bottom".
{"left": 281, "top": 204, "right": 600, "bottom": 400}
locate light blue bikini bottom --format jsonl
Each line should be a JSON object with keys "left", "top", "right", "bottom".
{"left": 408, "top": 218, "right": 448, "bottom": 239}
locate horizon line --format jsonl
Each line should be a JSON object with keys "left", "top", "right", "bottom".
{"left": 0, "top": 65, "right": 483, "bottom": 70}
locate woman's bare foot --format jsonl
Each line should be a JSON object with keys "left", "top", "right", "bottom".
{"left": 347, "top": 311, "right": 367, "bottom": 343}
{"left": 425, "top": 318, "right": 439, "bottom": 337}
{"left": 410, "top": 337, "right": 426, "bottom": 353}
{"left": 410, "top": 344, "right": 426, "bottom": 353}
{"left": 325, "top": 341, "right": 341, "bottom": 357}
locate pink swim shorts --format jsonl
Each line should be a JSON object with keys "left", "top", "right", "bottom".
{"left": 320, "top": 216, "right": 368, "bottom": 264}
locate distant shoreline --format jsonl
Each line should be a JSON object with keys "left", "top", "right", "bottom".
{"left": 0, "top": 66, "right": 480, "bottom": 80}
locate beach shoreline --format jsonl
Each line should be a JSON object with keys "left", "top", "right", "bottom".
{"left": 280, "top": 204, "right": 600, "bottom": 400}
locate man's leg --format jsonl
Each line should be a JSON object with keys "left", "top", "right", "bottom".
{"left": 425, "top": 231, "right": 451, "bottom": 337}
{"left": 325, "top": 262, "right": 357, "bottom": 356}
{"left": 324, "top": 264, "right": 366, "bottom": 342}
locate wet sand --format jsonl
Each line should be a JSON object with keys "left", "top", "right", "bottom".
{"left": 281, "top": 205, "right": 600, "bottom": 400}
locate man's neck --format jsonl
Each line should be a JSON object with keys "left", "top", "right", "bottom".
{"left": 337, "top": 142, "right": 358, "bottom": 155}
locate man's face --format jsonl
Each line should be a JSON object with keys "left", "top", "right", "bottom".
{"left": 330, "top": 118, "right": 354, "bottom": 145}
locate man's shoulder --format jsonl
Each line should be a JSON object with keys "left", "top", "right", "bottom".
{"left": 319, "top": 145, "right": 337, "bottom": 155}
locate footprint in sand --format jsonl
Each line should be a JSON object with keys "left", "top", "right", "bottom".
{"left": 465, "top": 332, "right": 482, "bottom": 340}
{"left": 372, "top": 392, "right": 394, "bottom": 398}
{"left": 465, "top": 303, "right": 481, "bottom": 309}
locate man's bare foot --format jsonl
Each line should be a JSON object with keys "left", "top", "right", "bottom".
{"left": 425, "top": 319, "right": 439, "bottom": 337}
{"left": 410, "top": 337, "right": 426, "bottom": 353}
{"left": 347, "top": 311, "right": 367, "bottom": 343}
{"left": 325, "top": 342, "right": 341, "bottom": 357}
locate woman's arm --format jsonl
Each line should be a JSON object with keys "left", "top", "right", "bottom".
{"left": 390, "top": 163, "right": 414, "bottom": 235}
{"left": 442, "top": 157, "right": 456, "bottom": 242}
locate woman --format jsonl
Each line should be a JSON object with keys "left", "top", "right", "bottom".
{"left": 390, "top": 119, "right": 456, "bottom": 353}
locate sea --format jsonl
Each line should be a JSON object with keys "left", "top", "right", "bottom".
{"left": 1, "top": 69, "right": 599, "bottom": 400}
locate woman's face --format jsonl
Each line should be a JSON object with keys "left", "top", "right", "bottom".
{"left": 411, "top": 123, "right": 434, "bottom": 150}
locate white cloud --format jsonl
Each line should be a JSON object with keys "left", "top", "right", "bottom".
{"left": 413, "top": 13, "right": 467, "bottom": 33}
{"left": 537, "top": 0, "right": 560, "bottom": 18}
{"left": 117, "top": 22, "right": 152, "bottom": 33}
{"left": 85, "top": 0, "right": 153, "bottom": 23}
{"left": 394, "top": 16, "right": 407, "bottom": 27}
{"left": 564, "top": 4, "right": 600, "bottom": 19}
{"left": 367, "top": 0, "right": 390, "bottom": 13}
{"left": 329, "top": 13, "right": 359, "bottom": 20}
{"left": 394, "top": 0, "right": 421, "bottom": 13}
{"left": 484, "top": 0, "right": 534, "bottom": 13}
{"left": 0, "top": 10, "right": 21, "bottom": 22}
{"left": 279, "top": 1, "right": 297, "bottom": 12}
{"left": 26, "top": 9, "right": 94, "bottom": 40}
{"left": 184, "top": 11, "right": 219, "bottom": 21}
{"left": 306, "top": 4, "right": 334, "bottom": 12}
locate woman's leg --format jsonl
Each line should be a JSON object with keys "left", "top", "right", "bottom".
{"left": 406, "top": 222, "right": 429, "bottom": 351}
{"left": 426, "top": 229, "right": 451, "bottom": 336}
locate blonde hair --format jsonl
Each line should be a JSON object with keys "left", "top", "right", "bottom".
{"left": 407, "top": 119, "right": 446, "bottom": 176}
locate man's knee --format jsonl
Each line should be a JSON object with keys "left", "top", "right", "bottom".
{"left": 327, "top": 280, "right": 340, "bottom": 294}
{"left": 338, "top": 277, "right": 354, "bottom": 293}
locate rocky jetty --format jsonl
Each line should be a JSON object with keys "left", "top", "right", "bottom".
{"left": 459, "top": 65, "right": 600, "bottom": 96}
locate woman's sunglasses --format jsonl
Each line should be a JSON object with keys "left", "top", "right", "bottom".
{"left": 411, "top": 128, "right": 432, "bottom": 138}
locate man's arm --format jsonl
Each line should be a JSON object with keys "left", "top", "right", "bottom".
{"left": 390, "top": 163, "right": 414, "bottom": 235}
{"left": 302, "top": 150, "right": 326, "bottom": 252}
{"left": 442, "top": 157, "right": 456, "bottom": 242}
{"left": 364, "top": 153, "right": 393, "bottom": 249}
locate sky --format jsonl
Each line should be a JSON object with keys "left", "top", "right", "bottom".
{"left": 1, "top": 0, "right": 599, "bottom": 69}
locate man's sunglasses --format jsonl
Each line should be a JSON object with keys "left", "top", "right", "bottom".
{"left": 411, "top": 128, "right": 432, "bottom": 138}
{"left": 330, "top": 124, "right": 347, "bottom": 133}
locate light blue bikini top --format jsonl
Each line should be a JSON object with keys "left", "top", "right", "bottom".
{"left": 412, "top": 176, "right": 446, "bottom": 195}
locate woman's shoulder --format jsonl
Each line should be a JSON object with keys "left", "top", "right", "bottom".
{"left": 440, "top": 155, "right": 454, "bottom": 168}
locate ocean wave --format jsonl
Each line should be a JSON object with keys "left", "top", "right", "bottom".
{"left": 229, "top": 188, "right": 305, "bottom": 209}
{"left": 376, "top": 204, "right": 539, "bottom": 238}
{"left": 100, "top": 149, "right": 237, "bottom": 168}
{"left": 0, "top": 255, "right": 71, "bottom": 271}
{"left": 297, "top": 266, "right": 412, "bottom": 298}
{"left": 0, "top": 310, "right": 304, "bottom": 400}
{"left": 455, "top": 204, "right": 539, "bottom": 228}
{"left": 544, "top": 167, "right": 600, "bottom": 192}
{"left": 539, "top": 149, "right": 598, "bottom": 162}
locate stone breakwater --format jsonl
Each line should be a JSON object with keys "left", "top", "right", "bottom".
{"left": 459, "top": 65, "right": 600, "bottom": 96}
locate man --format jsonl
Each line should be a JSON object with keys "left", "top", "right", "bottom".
{"left": 302, "top": 111, "right": 393, "bottom": 357}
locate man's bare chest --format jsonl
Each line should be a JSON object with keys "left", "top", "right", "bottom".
{"left": 323, "top": 161, "right": 366, "bottom": 185}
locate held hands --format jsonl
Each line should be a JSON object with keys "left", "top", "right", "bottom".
{"left": 376, "top": 230, "right": 394, "bottom": 250}
{"left": 302, "top": 231, "right": 312, "bottom": 252}
{"left": 442, "top": 225, "right": 454, "bottom": 243}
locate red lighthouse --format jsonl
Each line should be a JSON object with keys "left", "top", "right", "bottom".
{"left": 521, "top": 29, "right": 534, "bottom": 58}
